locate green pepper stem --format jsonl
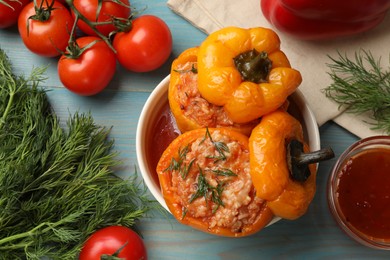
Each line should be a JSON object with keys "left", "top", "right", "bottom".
{"left": 233, "top": 49, "right": 272, "bottom": 83}
{"left": 287, "top": 139, "right": 334, "bottom": 182}
{"left": 295, "top": 147, "right": 335, "bottom": 166}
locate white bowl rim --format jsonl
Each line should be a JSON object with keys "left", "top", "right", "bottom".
{"left": 136, "top": 75, "right": 321, "bottom": 226}
{"left": 136, "top": 75, "right": 171, "bottom": 211}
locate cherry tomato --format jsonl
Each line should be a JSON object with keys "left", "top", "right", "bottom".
{"left": 79, "top": 226, "right": 147, "bottom": 260}
{"left": 72, "top": 0, "right": 131, "bottom": 36}
{"left": 57, "top": 36, "right": 116, "bottom": 96}
{"left": 113, "top": 15, "right": 172, "bottom": 72}
{"left": 0, "top": 0, "right": 30, "bottom": 29}
{"left": 17, "top": 0, "right": 73, "bottom": 57}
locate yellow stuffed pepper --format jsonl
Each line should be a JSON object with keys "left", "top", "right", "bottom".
{"left": 249, "top": 110, "right": 334, "bottom": 220}
{"left": 169, "top": 47, "right": 261, "bottom": 136}
{"left": 197, "top": 27, "right": 302, "bottom": 124}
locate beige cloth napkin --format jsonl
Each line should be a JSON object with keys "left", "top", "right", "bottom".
{"left": 167, "top": 0, "right": 390, "bottom": 138}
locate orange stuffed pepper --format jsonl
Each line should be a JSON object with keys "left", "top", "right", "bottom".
{"left": 156, "top": 127, "right": 274, "bottom": 237}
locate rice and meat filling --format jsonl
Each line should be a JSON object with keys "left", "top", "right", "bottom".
{"left": 168, "top": 130, "right": 267, "bottom": 233}
{"left": 175, "top": 61, "right": 252, "bottom": 128}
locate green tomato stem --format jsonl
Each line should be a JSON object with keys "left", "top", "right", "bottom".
{"left": 65, "top": 0, "right": 116, "bottom": 53}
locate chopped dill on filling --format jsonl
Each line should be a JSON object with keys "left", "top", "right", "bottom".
{"left": 172, "top": 129, "right": 240, "bottom": 217}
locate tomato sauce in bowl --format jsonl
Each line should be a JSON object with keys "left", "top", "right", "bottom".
{"left": 145, "top": 101, "right": 180, "bottom": 185}
{"left": 328, "top": 136, "right": 390, "bottom": 249}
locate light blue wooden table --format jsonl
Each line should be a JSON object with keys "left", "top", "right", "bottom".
{"left": 1, "top": 0, "right": 389, "bottom": 259}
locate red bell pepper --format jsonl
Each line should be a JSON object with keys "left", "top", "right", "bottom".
{"left": 261, "top": 0, "right": 390, "bottom": 40}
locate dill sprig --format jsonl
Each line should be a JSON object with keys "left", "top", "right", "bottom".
{"left": 211, "top": 168, "right": 237, "bottom": 177}
{"left": 189, "top": 166, "right": 225, "bottom": 213}
{"left": 165, "top": 145, "right": 195, "bottom": 179}
{"left": 0, "top": 49, "right": 153, "bottom": 259}
{"left": 173, "top": 64, "right": 198, "bottom": 74}
{"left": 202, "top": 128, "right": 229, "bottom": 162}
{"left": 324, "top": 49, "right": 390, "bottom": 133}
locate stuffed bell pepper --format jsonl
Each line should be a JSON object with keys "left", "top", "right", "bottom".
{"left": 156, "top": 128, "right": 274, "bottom": 237}
{"left": 169, "top": 47, "right": 261, "bottom": 136}
{"left": 249, "top": 110, "right": 334, "bottom": 219}
{"left": 197, "top": 26, "right": 302, "bottom": 124}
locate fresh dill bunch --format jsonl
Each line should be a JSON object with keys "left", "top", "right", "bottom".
{"left": 324, "top": 49, "right": 390, "bottom": 133}
{"left": 0, "top": 49, "right": 154, "bottom": 259}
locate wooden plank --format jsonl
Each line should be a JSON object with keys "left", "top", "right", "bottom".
{"left": 2, "top": 0, "right": 384, "bottom": 258}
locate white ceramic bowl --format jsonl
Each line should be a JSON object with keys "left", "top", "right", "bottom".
{"left": 136, "top": 75, "right": 321, "bottom": 225}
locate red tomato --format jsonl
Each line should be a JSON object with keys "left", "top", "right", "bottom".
{"left": 0, "top": 0, "right": 30, "bottom": 29}
{"left": 18, "top": 0, "right": 73, "bottom": 57}
{"left": 113, "top": 15, "right": 172, "bottom": 72}
{"left": 72, "top": 0, "right": 131, "bottom": 36}
{"left": 57, "top": 36, "right": 116, "bottom": 96}
{"left": 79, "top": 226, "right": 147, "bottom": 260}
